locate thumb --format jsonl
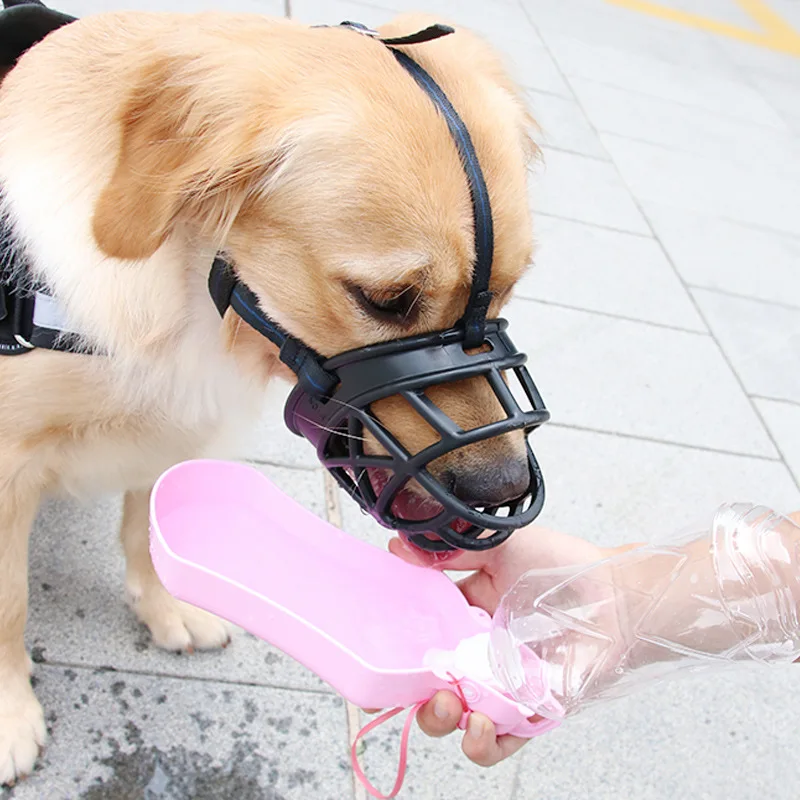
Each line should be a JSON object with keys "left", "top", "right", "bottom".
{"left": 456, "top": 570, "right": 503, "bottom": 614}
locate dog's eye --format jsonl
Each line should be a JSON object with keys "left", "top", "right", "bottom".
{"left": 348, "top": 284, "right": 421, "bottom": 323}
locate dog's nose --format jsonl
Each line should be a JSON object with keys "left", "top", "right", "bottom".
{"left": 447, "top": 457, "right": 531, "bottom": 507}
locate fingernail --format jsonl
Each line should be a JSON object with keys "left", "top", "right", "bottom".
{"left": 468, "top": 715, "right": 485, "bottom": 739}
{"left": 433, "top": 698, "right": 450, "bottom": 720}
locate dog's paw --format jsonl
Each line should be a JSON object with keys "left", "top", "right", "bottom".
{"left": 0, "top": 679, "right": 46, "bottom": 786}
{"left": 128, "top": 583, "right": 231, "bottom": 653}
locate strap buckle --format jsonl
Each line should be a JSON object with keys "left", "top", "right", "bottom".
{"left": 0, "top": 279, "right": 35, "bottom": 354}
{"left": 13, "top": 332, "right": 33, "bottom": 349}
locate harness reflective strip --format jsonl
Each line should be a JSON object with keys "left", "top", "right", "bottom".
{"left": 31, "top": 291, "right": 81, "bottom": 335}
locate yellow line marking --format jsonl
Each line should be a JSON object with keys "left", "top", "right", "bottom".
{"left": 605, "top": 0, "right": 800, "bottom": 56}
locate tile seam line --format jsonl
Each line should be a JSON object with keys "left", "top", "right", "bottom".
{"left": 513, "top": 296, "right": 709, "bottom": 335}
{"left": 539, "top": 199, "right": 800, "bottom": 242}
{"left": 597, "top": 129, "right": 800, "bottom": 185}
{"left": 522, "top": 84, "right": 579, "bottom": 100}
{"left": 32, "top": 659, "right": 338, "bottom": 696}
{"left": 246, "top": 458, "right": 320, "bottom": 472}
{"left": 532, "top": 210, "right": 656, "bottom": 240}
{"left": 547, "top": 421, "right": 783, "bottom": 461}
{"left": 520, "top": 13, "right": 793, "bottom": 481}
{"left": 323, "top": 470, "right": 367, "bottom": 800}
{"left": 561, "top": 75, "right": 791, "bottom": 132}
{"left": 687, "top": 285, "right": 800, "bottom": 313}
{"left": 534, "top": 142, "right": 611, "bottom": 162}
{"left": 590, "top": 129, "right": 800, "bottom": 181}
{"left": 751, "top": 394, "right": 800, "bottom": 409}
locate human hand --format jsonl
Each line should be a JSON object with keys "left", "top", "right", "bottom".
{"left": 388, "top": 522, "right": 621, "bottom": 766}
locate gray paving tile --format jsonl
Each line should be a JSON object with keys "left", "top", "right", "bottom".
{"left": 352, "top": 707, "right": 519, "bottom": 800}
{"left": 26, "top": 466, "right": 331, "bottom": 692}
{"left": 526, "top": 90, "right": 608, "bottom": 159}
{"left": 749, "top": 72, "right": 800, "bottom": 133}
{"left": 706, "top": 34, "right": 800, "bottom": 83}
{"left": 568, "top": 77, "right": 800, "bottom": 178}
{"left": 494, "top": 37, "right": 572, "bottom": 97}
{"left": 644, "top": 204, "right": 800, "bottom": 308}
{"left": 248, "top": 381, "right": 321, "bottom": 469}
{"left": 523, "top": 0, "right": 740, "bottom": 72}
{"left": 755, "top": 398, "right": 800, "bottom": 488}
{"left": 530, "top": 148, "right": 650, "bottom": 235}
{"left": 534, "top": 424, "right": 800, "bottom": 549}
{"left": 545, "top": 34, "right": 786, "bottom": 127}
{"left": 692, "top": 289, "right": 800, "bottom": 404}
{"left": 11, "top": 666, "right": 350, "bottom": 800}
{"left": 517, "top": 215, "right": 704, "bottom": 330}
{"left": 513, "top": 667, "right": 800, "bottom": 800}
{"left": 600, "top": 133, "right": 800, "bottom": 237}
{"left": 505, "top": 298, "right": 777, "bottom": 457}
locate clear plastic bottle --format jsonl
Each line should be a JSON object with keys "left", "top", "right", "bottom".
{"left": 488, "top": 503, "right": 800, "bottom": 720}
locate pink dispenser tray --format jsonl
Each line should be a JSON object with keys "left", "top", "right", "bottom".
{"left": 149, "top": 459, "right": 560, "bottom": 739}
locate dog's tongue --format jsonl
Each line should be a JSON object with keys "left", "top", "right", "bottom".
{"left": 396, "top": 530, "right": 460, "bottom": 568}
{"left": 368, "top": 469, "right": 464, "bottom": 568}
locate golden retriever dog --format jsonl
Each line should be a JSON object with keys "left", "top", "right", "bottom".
{"left": 0, "top": 10, "right": 535, "bottom": 783}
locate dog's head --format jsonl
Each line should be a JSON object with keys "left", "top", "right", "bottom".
{"left": 91, "top": 14, "right": 539, "bottom": 553}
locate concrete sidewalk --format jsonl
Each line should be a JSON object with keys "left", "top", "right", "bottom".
{"left": 6, "top": 0, "right": 800, "bottom": 798}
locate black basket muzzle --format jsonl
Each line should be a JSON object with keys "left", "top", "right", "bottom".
{"left": 284, "top": 319, "right": 549, "bottom": 552}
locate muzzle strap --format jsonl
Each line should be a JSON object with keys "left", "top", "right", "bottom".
{"left": 208, "top": 258, "right": 337, "bottom": 397}
{"left": 388, "top": 50, "right": 494, "bottom": 349}
{"left": 317, "top": 22, "right": 496, "bottom": 349}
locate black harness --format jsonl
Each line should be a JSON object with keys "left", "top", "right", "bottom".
{"left": 0, "top": 0, "right": 80, "bottom": 355}
{"left": 0, "top": 7, "right": 551, "bottom": 552}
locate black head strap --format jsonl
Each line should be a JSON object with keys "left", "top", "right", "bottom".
{"left": 330, "top": 21, "right": 456, "bottom": 47}
{"left": 388, "top": 48, "right": 494, "bottom": 348}
{"left": 322, "top": 21, "right": 495, "bottom": 348}
{"left": 208, "top": 258, "right": 337, "bottom": 397}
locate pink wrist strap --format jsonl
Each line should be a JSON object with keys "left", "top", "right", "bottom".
{"left": 351, "top": 702, "right": 426, "bottom": 799}
{"left": 351, "top": 676, "right": 472, "bottom": 799}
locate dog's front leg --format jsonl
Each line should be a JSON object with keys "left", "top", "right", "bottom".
{"left": 0, "top": 486, "right": 45, "bottom": 786}
{"left": 120, "top": 489, "right": 230, "bottom": 653}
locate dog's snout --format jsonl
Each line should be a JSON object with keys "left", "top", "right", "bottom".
{"left": 446, "top": 456, "right": 530, "bottom": 507}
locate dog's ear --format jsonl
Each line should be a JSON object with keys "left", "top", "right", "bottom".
{"left": 92, "top": 56, "right": 290, "bottom": 261}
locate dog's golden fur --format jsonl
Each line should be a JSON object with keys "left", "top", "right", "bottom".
{"left": 0, "top": 11, "right": 535, "bottom": 782}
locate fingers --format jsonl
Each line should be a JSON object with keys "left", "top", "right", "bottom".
{"left": 462, "top": 714, "right": 529, "bottom": 767}
{"left": 417, "top": 698, "right": 530, "bottom": 766}
{"left": 788, "top": 511, "right": 800, "bottom": 526}
{"left": 416, "top": 691, "right": 464, "bottom": 738}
